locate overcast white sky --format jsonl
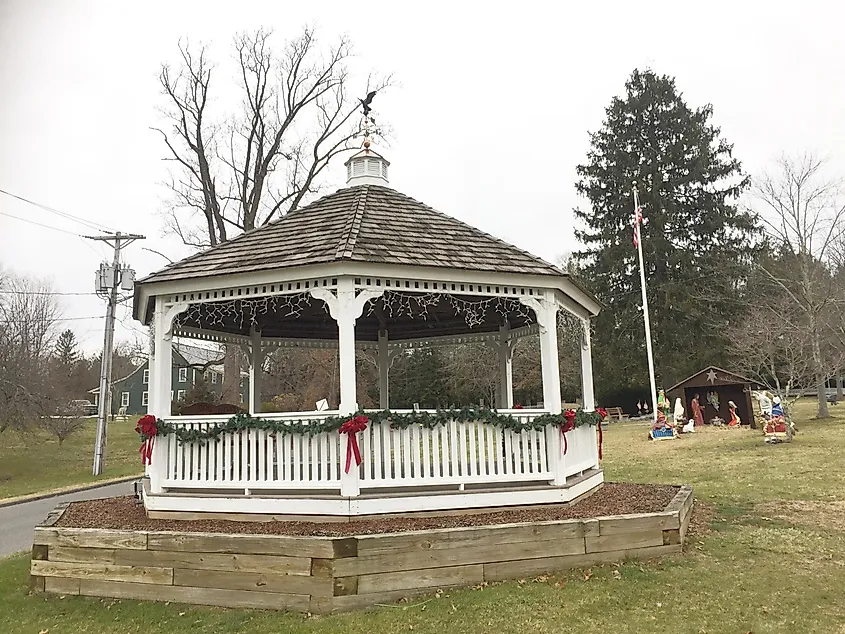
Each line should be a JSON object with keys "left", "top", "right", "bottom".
{"left": 1, "top": 0, "right": 844, "bottom": 352}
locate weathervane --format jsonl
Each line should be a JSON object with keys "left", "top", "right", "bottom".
{"left": 358, "top": 89, "right": 378, "bottom": 148}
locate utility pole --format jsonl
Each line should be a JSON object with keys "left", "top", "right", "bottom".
{"left": 87, "top": 231, "right": 145, "bottom": 475}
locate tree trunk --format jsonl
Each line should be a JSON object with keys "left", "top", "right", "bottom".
{"left": 221, "top": 346, "right": 241, "bottom": 406}
{"left": 782, "top": 380, "right": 793, "bottom": 442}
{"left": 810, "top": 316, "right": 830, "bottom": 418}
{"left": 837, "top": 375, "right": 843, "bottom": 401}
{"left": 816, "top": 372, "right": 830, "bottom": 418}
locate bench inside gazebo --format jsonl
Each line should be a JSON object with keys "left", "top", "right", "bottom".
{"left": 133, "top": 145, "right": 604, "bottom": 518}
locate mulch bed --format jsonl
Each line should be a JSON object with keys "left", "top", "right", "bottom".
{"left": 54, "top": 483, "right": 679, "bottom": 537}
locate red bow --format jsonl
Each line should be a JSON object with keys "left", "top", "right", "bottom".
{"left": 135, "top": 415, "right": 158, "bottom": 466}
{"left": 595, "top": 409, "right": 607, "bottom": 460}
{"left": 339, "top": 415, "right": 368, "bottom": 473}
{"left": 560, "top": 409, "right": 576, "bottom": 454}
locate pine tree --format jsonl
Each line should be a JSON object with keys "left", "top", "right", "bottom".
{"left": 55, "top": 329, "right": 79, "bottom": 369}
{"left": 390, "top": 348, "right": 449, "bottom": 409}
{"left": 574, "top": 69, "right": 759, "bottom": 393}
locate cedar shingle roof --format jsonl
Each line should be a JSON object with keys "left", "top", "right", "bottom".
{"left": 140, "top": 185, "right": 563, "bottom": 284}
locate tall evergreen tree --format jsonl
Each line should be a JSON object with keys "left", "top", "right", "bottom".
{"left": 55, "top": 329, "right": 79, "bottom": 369}
{"left": 390, "top": 348, "right": 449, "bottom": 409}
{"left": 574, "top": 69, "right": 759, "bottom": 393}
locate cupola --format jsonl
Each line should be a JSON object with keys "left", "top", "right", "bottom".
{"left": 344, "top": 139, "right": 389, "bottom": 186}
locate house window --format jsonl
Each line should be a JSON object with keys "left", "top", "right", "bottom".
{"left": 178, "top": 368, "right": 187, "bottom": 383}
{"left": 142, "top": 391, "right": 149, "bottom": 406}
{"left": 203, "top": 371, "right": 210, "bottom": 382}
{"left": 211, "top": 373, "right": 218, "bottom": 384}
{"left": 121, "top": 392, "right": 130, "bottom": 407}
{"left": 177, "top": 390, "right": 186, "bottom": 401}
{"left": 142, "top": 369, "right": 149, "bottom": 384}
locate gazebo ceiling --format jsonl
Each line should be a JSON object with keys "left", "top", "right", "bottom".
{"left": 173, "top": 292, "right": 535, "bottom": 342}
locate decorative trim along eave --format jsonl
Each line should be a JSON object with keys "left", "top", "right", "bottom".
{"left": 135, "top": 263, "right": 599, "bottom": 325}
{"left": 172, "top": 324, "right": 541, "bottom": 349}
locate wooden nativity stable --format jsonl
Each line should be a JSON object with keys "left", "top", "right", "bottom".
{"left": 668, "top": 366, "right": 763, "bottom": 429}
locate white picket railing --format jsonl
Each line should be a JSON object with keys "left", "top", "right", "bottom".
{"left": 156, "top": 411, "right": 340, "bottom": 491}
{"left": 359, "top": 411, "right": 551, "bottom": 488}
{"left": 151, "top": 409, "right": 600, "bottom": 495}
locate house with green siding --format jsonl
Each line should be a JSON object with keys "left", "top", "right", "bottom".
{"left": 89, "top": 343, "right": 249, "bottom": 415}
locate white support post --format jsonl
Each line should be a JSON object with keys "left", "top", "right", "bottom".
{"left": 338, "top": 291, "right": 359, "bottom": 498}
{"left": 580, "top": 318, "right": 595, "bottom": 412}
{"left": 148, "top": 299, "right": 187, "bottom": 494}
{"left": 147, "top": 345, "right": 157, "bottom": 419}
{"left": 311, "top": 282, "right": 384, "bottom": 498}
{"left": 149, "top": 299, "right": 170, "bottom": 493}
{"left": 336, "top": 279, "right": 358, "bottom": 416}
{"left": 378, "top": 329, "right": 390, "bottom": 410}
{"left": 497, "top": 324, "right": 514, "bottom": 409}
{"left": 249, "top": 328, "right": 262, "bottom": 415}
{"left": 538, "top": 301, "right": 562, "bottom": 414}
{"left": 144, "top": 314, "right": 159, "bottom": 478}
{"left": 523, "top": 295, "right": 566, "bottom": 485}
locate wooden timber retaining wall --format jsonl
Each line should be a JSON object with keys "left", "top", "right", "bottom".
{"left": 31, "top": 485, "right": 693, "bottom": 613}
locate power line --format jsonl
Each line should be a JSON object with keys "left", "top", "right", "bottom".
{"left": 0, "top": 315, "right": 104, "bottom": 324}
{"left": 0, "top": 187, "right": 116, "bottom": 234}
{"left": 0, "top": 211, "right": 83, "bottom": 237}
{"left": 78, "top": 236, "right": 110, "bottom": 261}
{"left": 0, "top": 290, "right": 100, "bottom": 296}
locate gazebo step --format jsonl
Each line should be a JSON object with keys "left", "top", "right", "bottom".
{"left": 143, "top": 469, "right": 604, "bottom": 521}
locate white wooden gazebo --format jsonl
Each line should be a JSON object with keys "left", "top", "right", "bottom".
{"left": 133, "top": 145, "right": 603, "bottom": 518}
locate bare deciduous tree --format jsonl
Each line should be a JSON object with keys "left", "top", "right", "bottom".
{"left": 0, "top": 271, "right": 60, "bottom": 433}
{"left": 754, "top": 154, "right": 845, "bottom": 418}
{"left": 155, "top": 26, "right": 389, "bottom": 403}
{"left": 39, "top": 413, "right": 86, "bottom": 446}
{"left": 727, "top": 303, "right": 815, "bottom": 438}
{"left": 442, "top": 343, "right": 498, "bottom": 408}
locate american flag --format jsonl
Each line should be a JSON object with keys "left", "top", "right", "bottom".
{"left": 632, "top": 205, "right": 644, "bottom": 247}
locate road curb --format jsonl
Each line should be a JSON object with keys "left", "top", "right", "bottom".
{"left": 0, "top": 475, "right": 142, "bottom": 508}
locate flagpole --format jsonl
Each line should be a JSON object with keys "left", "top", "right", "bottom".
{"left": 633, "top": 184, "right": 659, "bottom": 423}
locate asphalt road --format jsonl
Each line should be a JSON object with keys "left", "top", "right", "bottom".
{"left": 0, "top": 481, "right": 136, "bottom": 557}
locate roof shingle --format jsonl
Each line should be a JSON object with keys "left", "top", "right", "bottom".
{"left": 140, "top": 185, "right": 563, "bottom": 284}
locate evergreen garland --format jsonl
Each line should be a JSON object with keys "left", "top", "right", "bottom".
{"left": 147, "top": 407, "right": 606, "bottom": 445}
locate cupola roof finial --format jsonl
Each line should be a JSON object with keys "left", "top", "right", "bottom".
{"left": 344, "top": 89, "right": 389, "bottom": 186}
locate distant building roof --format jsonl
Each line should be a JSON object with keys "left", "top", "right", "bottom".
{"left": 87, "top": 342, "right": 227, "bottom": 394}
{"left": 667, "top": 366, "right": 762, "bottom": 393}
{"left": 174, "top": 341, "right": 225, "bottom": 369}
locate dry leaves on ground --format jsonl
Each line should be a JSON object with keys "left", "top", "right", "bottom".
{"left": 756, "top": 500, "right": 845, "bottom": 532}
{"left": 56, "top": 483, "right": 679, "bottom": 537}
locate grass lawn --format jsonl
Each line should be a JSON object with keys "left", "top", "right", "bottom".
{"left": 0, "top": 418, "right": 143, "bottom": 500}
{"left": 2, "top": 402, "right": 845, "bottom": 633}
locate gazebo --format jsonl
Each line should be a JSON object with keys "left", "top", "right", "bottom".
{"left": 132, "top": 144, "right": 604, "bottom": 517}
